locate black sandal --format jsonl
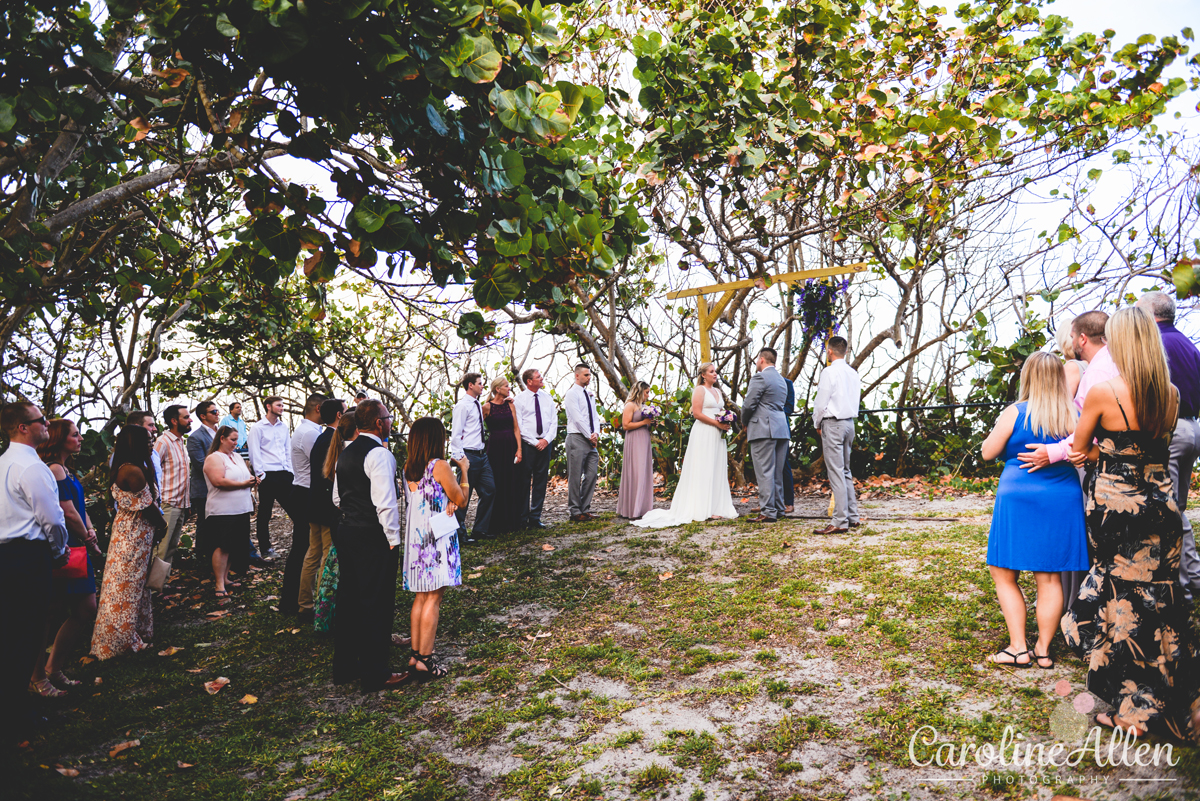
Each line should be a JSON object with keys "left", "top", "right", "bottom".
{"left": 412, "top": 652, "right": 448, "bottom": 681}
{"left": 215, "top": 590, "right": 231, "bottom": 605}
{"left": 1032, "top": 651, "right": 1055, "bottom": 669}
{"left": 987, "top": 648, "right": 1031, "bottom": 668}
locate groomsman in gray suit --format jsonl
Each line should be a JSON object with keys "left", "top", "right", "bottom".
{"left": 565, "top": 364, "right": 601, "bottom": 522}
{"left": 741, "top": 348, "right": 791, "bottom": 522}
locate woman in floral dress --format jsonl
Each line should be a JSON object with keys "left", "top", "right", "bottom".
{"left": 401, "top": 417, "right": 468, "bottom": 680}
{"left": 1064, "top": 307, "right": 1200, "bottom": 741}
{"left": 92, "top": 426, "right": 166, "bottom": 661}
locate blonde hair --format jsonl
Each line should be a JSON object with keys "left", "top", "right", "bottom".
{"left": 696, "top": 362, "right": 716, "bottom": 386}
{"left": 1106, "top": 307, "right": 1173, "bottom": 439}
{"left": 1017, "top": 352, "right": 1076, "bottom": 440}
{"left": 489, "top": 376, "right": 510, "bottom": 395}
{"left": 1055, "top": 323, "right": 1076, "bottom": 360}
{"left": 625, "top": 381, "right": 651, "bottom": 405}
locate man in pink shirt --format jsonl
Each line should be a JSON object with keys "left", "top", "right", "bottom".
{"left": 1017, "top": 310, "right": 1112, "bottom": 611}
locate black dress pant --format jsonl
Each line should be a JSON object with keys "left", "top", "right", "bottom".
{"left": 0, "top": 539, "right": 51, "bottom": 741}
{"left": 279, "top": 486, "right": 310, "bottom": 615}
{"left": 518, "top": 443, "right": 553, "bottom": 527}
{"left": 455, "top": 450, "right": 495, "bottom": 539}
{"left": 256, "top": 470, "right": 297, "bottom": 553}
{"left": 331, "top": 524, "right": 398, "bottom": 690}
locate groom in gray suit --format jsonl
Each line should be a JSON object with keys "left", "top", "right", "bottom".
{"left": 741, "top": 347, "right": 791, "bottom": 522}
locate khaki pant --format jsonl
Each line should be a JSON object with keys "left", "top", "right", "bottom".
{"left": 155, "top": 503, "right": 189, "bottom": 567}
{"left": 298, "top": 523, "right": 334, "bottom": 612}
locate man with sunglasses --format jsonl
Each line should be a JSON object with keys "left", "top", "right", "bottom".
{"left": 0, "top": 402, "right": 69, "bottom": 741}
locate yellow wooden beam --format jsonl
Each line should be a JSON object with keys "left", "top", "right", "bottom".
{"left": 665, "top": 263, "right": 867, "bottom": 301}
{"left": 696, "top": 294, "right": 711, "bottom": 362}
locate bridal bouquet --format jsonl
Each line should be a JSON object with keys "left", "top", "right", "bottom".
{"left": 716, "top": 410, "right": 736, "bottom": 425}
{"left": 641, "top": 405, "right": 661, "bottom": 420}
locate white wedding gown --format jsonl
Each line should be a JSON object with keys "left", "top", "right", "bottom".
{"left": 632, "top": 387, "right": 738, "bottom": 528}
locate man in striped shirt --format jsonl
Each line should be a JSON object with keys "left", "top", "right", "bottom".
{"left": 154, "top": 404, "right": 192, "bottom": 568}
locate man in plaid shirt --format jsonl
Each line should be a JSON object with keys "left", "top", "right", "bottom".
{"left": 154, "top": 404, "right": 192, "bottom": 568}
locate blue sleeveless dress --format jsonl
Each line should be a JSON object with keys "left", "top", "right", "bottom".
{"left": 987, "top": 403, "right": 1088, "bottom": 572}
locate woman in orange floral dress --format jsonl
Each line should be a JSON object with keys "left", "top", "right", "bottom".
{"left": 1063, "top": 308, "right": 1200, "bottom": 742}
{"left": 91, "top": 426, "right": 165, "bottom": 661}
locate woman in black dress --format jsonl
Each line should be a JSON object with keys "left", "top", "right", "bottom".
{"left": 483, "top": 376, "right": 523, "bottom": 537}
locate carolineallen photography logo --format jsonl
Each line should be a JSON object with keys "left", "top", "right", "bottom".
{"left": 906, "top": 680, "right": 1180, "bottom": 792}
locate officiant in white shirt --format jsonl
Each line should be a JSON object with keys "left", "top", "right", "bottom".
{"left": 514, "top": 368, "right": 558, "bottom": 530}
{"left": 812, "top": 336, "right": 861, "bottom": 535}
{"left": 450, "top": 372, "right": 494, "bottom": 543}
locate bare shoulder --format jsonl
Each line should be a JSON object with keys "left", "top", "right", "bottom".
{"left": 48, "top": 463, "right": 68, "bottom": 480}
{"left": 115, "top": 463, "right": 148, "bottom": 492}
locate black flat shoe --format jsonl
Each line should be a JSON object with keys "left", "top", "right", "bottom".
{"left": 1032, "top": 651, "right": 1054, "bottom": 669}
{"left": 986, "top": 648, "right": 1032, "bottom": 668}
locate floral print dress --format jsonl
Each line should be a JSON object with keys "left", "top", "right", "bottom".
{"left": 91, "top": 485, "right": 156, "bottom": 660}
{"left": 1062, "top": 409, "right": 1200, "bottom": 741}
{"left": 403, "top": 460, "right": 461, "bottom": 592}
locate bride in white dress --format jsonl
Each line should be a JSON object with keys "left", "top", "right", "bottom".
{"left": 633, "top": 363, "right": 739, "bottom": 528}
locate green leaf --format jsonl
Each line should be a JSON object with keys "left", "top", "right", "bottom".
{"left": 1113, "top": 149, "right": 1131, "bottom": 164}
{"left": 1087, "top": 168, "right": 1102, "bottom": 181}
{"left": 19, "top": 86, "right": 57, "bottom": 123}
{"left": 253, "top": 215, "right": 301, "bottom": 262}
{"left": 158, "top": 232, "right": 181, "bottom": 256}
{"left": 534, "top": 92, "right": 561, "bottom": 120}
{"left": 495, "top": 227, "right": 532, "bottom": 257}
{"left": 473, "top": 263, "right": 522, "bottom": 309}
{"left": 491, "top": 86, "right": 535, "bottom": 132}
{"left": 0, "top": 96, "right": 15, "bottom": 133}
{"left": 1173, "top": 262, "right": 1196, "bottom": 298}
{"left": 501, "top": 150, "right": 526, "bottom": 186}
{"left": 276, "top": 110, "right": 300, "bottom": 137}
{"left": 555, "top": 82, "right": 586, "bottom": 124}
{"left": 371, "top": 212, "right": 416, "bottom": 252}
{"left": 352, "top": 196, "right": 397, "bottom": 234}
{"left": 458, "top": 35, "right": 503, "bottom": 83}
{"left": 215, "top": 13, "right": 240, "bottom": 36}
{"left": 456, "top": 310, "right": 497, "bottom": 343}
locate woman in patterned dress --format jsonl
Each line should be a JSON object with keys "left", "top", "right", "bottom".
{"left": 1064, "top": 307, "right": 1200, "bottom": 741}
{"left": 401, "top": 417, "right": 469, "bottom": 680}
{"left": 91, "top": 426, "right": 166, "bottom": 661}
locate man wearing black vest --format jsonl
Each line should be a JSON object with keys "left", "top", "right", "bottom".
{"left": 331, "top": 399, "right": 408, "bottom": 690}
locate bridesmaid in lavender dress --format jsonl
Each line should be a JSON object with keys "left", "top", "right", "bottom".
{"left": 618, "top": 381, "right": 656, "bottom": 518}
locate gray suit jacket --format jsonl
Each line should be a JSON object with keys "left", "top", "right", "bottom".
{"left": 741, "top": 367, "right": 791, "bottom": 441}
{"left": 188, "top": 425, "right": 215, "bottom": 501}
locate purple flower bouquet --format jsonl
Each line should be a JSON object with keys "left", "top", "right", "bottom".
{"left": 641, "top": 405, "right": 661, "bottom": 420}
{"left": 716, "top": 410, "right": 736, "bottom": 425}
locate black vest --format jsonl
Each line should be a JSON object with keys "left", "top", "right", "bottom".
{"left": 336, "top": 435, "right": 384, "bottom": 533}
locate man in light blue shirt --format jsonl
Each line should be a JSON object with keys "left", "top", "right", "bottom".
{"left": 218, "top": 401, "right": 249, "bottom": 455}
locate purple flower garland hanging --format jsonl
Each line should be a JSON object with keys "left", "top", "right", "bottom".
{"left": 795, "top": 277, "right": 850, "bottom": 338}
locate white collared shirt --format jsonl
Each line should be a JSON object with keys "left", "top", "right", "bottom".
{"left": 331, "top": 434, "right": 401, "bottom": 547}
{"left": 248, "top": 416, "right": 293, "bottom": 478}
{"left": 812, "top": 358, "right": 861, "bottom": 429}
{"left": 0, "top": 441, "right": 69, "bottom": 557}
{"left": 449, "top": 394, "right": 486, "bottom": 460}
{"left": 564, "top": 383, "right": 599, "bottom": 437}
{"left": 290, "top": 418, "right": 323, "bottom": 489}
{"left": 514, "top": 389, "right": 558, "bottom": 446}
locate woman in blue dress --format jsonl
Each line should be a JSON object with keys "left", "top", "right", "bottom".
{"left": 980, "top": 352, "right": 1089, "bottom": 668}
{"left": 31, "top": 419, "right": 102, "bottom": 696}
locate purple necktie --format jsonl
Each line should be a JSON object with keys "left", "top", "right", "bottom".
{"left": 584, "top": 391, "right": 594, "bottom": 432}
{"left": 534, "top": 393, "right": 544, "bottom": 436}
{"left": 476, "top": 400, "right": 485, "bottom": 445}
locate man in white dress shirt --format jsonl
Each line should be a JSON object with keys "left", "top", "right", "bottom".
{"left": 0, "top": 402, "right": 69, "bottom": 739}
{"left": 449, "top": 372, "right": 494, "bottom": 543}
{"left": 330, "top": 399, "right": 408, "bottom": 690}
{"left": 812, "top": 336, "right": 861, "bottom": 534}
{"left": 564, "top": 364, "right": 601, "bottom": 522}
{"left": 514, "top": 369, "right": 558, "bottom": 530}
{"left": 248, "top": 395, "right": 299, "bottom": 560}
{"left": 281, "top": 393, "right": 326, "bottom": 616}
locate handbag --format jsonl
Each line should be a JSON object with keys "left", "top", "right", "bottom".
{"left": 147, "top": 556, "right": 171, "bottom": 590}
{"left": 52, "top": 546, "right": 88, "bottom": 579}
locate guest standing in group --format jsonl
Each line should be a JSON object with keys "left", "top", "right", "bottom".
{"left": 125, "top": 411, "right": 164, "bottom": 489}
{"left": 93, "top": 426, "right": 166, "bottom": 661}
{"left": 483, "top": 376, "right": 523, "bottom": 537}
{"left": 30, "top": 420, "right": 101, "bottom": 697}
{"left": 203, "top": 426, "right": 257, "bottom": 600}
{"left": 1137, "top": 291, "right": 1200, "bottom": 602}
{"left": 812, "top": 337, "right": 861, "bottom": 534}
{"left": 1019, "top": 310, "right": 1114, "bottom": 610}
{"left": 980, "top": 352, "right": 1088, "bottom": 667}
{"left": 301, "top": 399, "right": 345, "bottom": 622}
{"left": 248, "top": 395, "right": 297, "bottom": 561}
{"left": 1063, "top": 307, "right": 1200, "bottom": 740}
{"left": 449, "top": 373, "right": 494, "bottom": 544}
{"left": 1057, "top": 323, "right": 1086, "bottom": 399}
{"left": 281, "top": 393, "right": 326, "bottom": 616}
{"left": 565, "top": 364, "right": 601, "bottom": 523}
{"left": 514, "top": 368, "right": 557, "bottom": 530}
{"left": 617, "top": 381, "right": 655, "bottom": 519}
{"left": 188, "top": 401, "right": 219, "bottom": 562}
{"left": 313, "top": 412, "right": 357, "bottom": 633}
{"left": 219, "top": 401, "right": 249, "bottom": 454}
{"left": 402, "top": 418, "right": 469, "bottom": 680}
{"left": 331, "top": 400, "right": 408, "bottom": 690}
{"left": 0, "top": 403, "right": 68, "bottom": 741}
{"left": 153, "top": 404, "right": 191, "bottom": 568}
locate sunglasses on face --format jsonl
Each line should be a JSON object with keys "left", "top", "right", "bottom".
{"left": 23, "top": 416, "right": 47, "bottom": 426}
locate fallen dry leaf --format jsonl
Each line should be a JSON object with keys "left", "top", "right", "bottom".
{"left": 177, "top": 761, "right": 194, "bottom": 769}
{"left": 93, "top": 677, "right": 102, "bottom": 685}
{"left": 79, "top": 656, "right": 94, "bottom": 666}
{"left": 658, "top": 571, "right": 674, "bottom": 582}
{"left": 205, "top": 610, "right": 229, "bottom": 619}
{"left": 185, "top": 668, "right": 203, "bottom": 674}
{"left": 108, "top": 740, "right": 140, "bottom": 758}
{"left": 471, "top": 565, "right": 484, "bottom": 570}
{"left": 263, "top": 595, "right": 278, "bottom": 601}
{"left": 204, "top": 677, "right": 230, "bottom": 695}
{"left": 467, "top": 572, "right": 482, "bottom": 579}
{"left": 602, "top": 548, "right": 613, "bottom": 553}
{"left": 238, "top": 694, "right": 258, "bottom": 705}
{"left": 158, "top": 646, "right": 184, "bottom": 657}
{"left": 56, "top": 767, "right": 80, "bottom": 777}
{"left": 541, "top": 544, "right": 555, "bottom": 551}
